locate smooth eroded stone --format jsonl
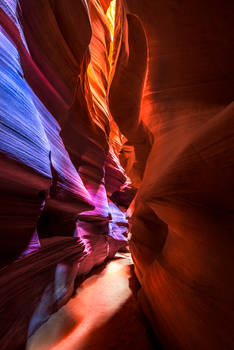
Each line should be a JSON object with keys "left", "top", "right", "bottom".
{"left": 126, "top": 1, "right": 234, "bottom": 349}
{"left": 0, "top": 236, "right": 85, "bottom": 350}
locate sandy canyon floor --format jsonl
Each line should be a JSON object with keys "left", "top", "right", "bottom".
{"left": 27, "top": 253, "right": 160, "bottom": 350}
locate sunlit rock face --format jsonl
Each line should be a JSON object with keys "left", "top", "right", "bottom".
{"left": 1, "top": 0, "right": 234, "bottom": 349}
{"left": 0, "top": 0, "right": 129, "bottom": 264}
{"left": 122, "top": 1, "right": 234, "bottom": 350}
{"left": 0, "top": 1, "right": 129, "bottom": 347}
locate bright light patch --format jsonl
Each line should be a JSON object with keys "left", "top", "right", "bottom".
{"left": 106, "top": 0, "right": 116, "bottom": 67}
{"left": 106, "top": 0, "right": 116, "bottom": 41}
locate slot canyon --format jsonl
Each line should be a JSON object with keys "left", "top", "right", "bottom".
{"left": 0, "top": 0, "right": 234, "bottom": 349}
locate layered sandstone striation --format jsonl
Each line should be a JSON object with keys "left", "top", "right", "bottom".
{"left": 0, "top": 1, "right": 129, "bottom": 348}
{"left": 0, "top": 0, "right": 234, "bottom": 349}
{"left": 123, "top": 1, "right": 234, "bottom": 350}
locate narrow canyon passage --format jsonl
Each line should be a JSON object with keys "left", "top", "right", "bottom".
{"left": 0, "top": 0, "right": 234, "bottom": 349}
{"left": 27, "top": 253, "right": 158, "bottom": 350}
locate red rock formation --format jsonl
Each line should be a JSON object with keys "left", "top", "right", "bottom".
{"left": 0, "top": 1, "right": 128, "bottom": 347}
{"left": 122, "top": 1, "right": 234, "bottom": 349}
{"left": 0, "top": 236, "right": 85, "bottom": 349}
{"left": 1, "top": 0, "right": 234, "bottom": 349}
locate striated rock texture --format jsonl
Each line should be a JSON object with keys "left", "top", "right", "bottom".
{"left": 0, "top": 0, "right": 129, "bottom": 348}
{"left": 123, "top": 1, "right": 234, "bottom": 350}
{"left": 0, "top": 237, "right": 86, "bottom": 349}
{"left": 1, "top": 0, "right": 234, "bottom": 349}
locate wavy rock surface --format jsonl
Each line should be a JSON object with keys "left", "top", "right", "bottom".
{"left": 124, "top": 1, "right": 234, "bottom": 349}
{"left": 0, "top": 0, "right": 129, "bottom": 264}
{"left": 0, "top": 1, "right": 129, "bottom": 347}
{"left": 1, "top": 0, "right": 234, "bottom": 349}
{"left": 0, "top": 236, "right": 85, "bottom": 350}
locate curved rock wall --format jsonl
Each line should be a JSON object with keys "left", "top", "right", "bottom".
{"left": 122, "top": 1, "right": 234, "bottom": 349}
{"left": 0, "top": 0, "right": 129, "bottom": 266}
{"left": 0, "top": 1, "right": 129, "bottom": 347}
{"left": 1, "top": 0, "right": 234, "bottom": 349}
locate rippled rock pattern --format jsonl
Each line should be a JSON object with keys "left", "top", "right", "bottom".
{"left": 124, "top": 1, "right": 234, "bottom": 350}
{"left": 1, "top": 0, "right": 234, "bottom": 349}
{"left": 0, "top": 1, "right": 128, "bottom": 347}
